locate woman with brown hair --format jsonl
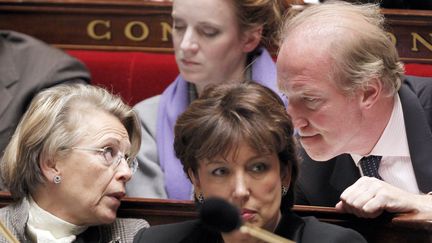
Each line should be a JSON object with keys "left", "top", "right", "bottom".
{"left": 128, "top": 0, "right": 288, "bottom": 200}
{"left": 133, "top": 82, "right": 366, "bottom": 243}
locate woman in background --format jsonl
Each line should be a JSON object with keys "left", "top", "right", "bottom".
{"left": 127, "top": 0, "right": 287, "bottom": 199}
{"left": 0, "top": 84, "right": 148, "bottom": 242}
{"left": 133, "top": 82, "right": 366, "bottom": 243}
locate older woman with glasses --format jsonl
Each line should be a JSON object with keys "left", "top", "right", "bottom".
{"left": 0, "top": 83, "right": 148, "bottom": 242}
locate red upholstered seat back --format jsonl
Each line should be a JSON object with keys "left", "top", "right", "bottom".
{"left": 404, "top": 63, "right": 432, "bottom": 77}
{"left": 66, "top": 50, "right": 431, "bottom": 107}
{"left": 66, "top": 50, "right": 178, "bottom": 106}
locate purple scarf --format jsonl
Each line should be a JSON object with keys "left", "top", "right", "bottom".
{"left": 156, "top": 48, "right": 285, "bottom": 199}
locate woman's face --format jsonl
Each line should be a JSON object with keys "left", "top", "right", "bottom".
{"left": 52, "top": 109, "right": 132, "bottom": 226}
{"left": 190, "top": 144, "right": 290, "bottom": 241}
{"left": 172, "top": 0, "right": 256, "bottom": 94}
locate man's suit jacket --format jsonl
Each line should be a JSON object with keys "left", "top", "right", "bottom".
{"left": 133, "top": 211, "right": 366, "bottom": 243}
{"left": 295, "top": 76, "right": 432, "bottom": 206}
{"left": 0, "top": 30, "right": 90, "bottom": 158}
{"left": 0, "top": 198, "right": 149, "bottom": 243}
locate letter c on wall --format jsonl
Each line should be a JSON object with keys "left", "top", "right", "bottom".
{"left": 87, "top": 20, "right": 111, "bottom": 40}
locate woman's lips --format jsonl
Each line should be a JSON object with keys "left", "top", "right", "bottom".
{"left": 108, "top": 191, "right": 125, "bottom": 200}
{"left": 106, "top": 192, "right": 125, "bottom": 207}
{"left": 241, "top": 208, "right": 257, "bottom": 222}
{"left": 181, "top": 59, "right": 199, "bottom": 66}
{"left": 299, "top": 134, "right": 320, "bottom": 144}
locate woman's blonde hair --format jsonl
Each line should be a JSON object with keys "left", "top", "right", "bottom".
{"left": 1, "top": 83, "right": 141, "bottom": 199}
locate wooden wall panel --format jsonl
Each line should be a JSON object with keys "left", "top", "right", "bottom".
{"left": 1, "top": 1, "right": 432, "bottom": 63}
{"left": 382, "top": 8, "right": 432, "bottom": 63}
{"left": 0, "top": 0, "right": 173, "bottom": 52}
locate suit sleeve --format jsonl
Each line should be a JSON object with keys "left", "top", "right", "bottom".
{"left": 38, "top": 50, "right": 91, "bottom": 89}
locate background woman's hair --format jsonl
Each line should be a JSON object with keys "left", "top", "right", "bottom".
{"left": 233, "top": 0, "right": 289, "bottom": 49}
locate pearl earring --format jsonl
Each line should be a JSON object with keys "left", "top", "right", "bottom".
{"left": 53, "top": 175, "right": 62, "bottom": 184}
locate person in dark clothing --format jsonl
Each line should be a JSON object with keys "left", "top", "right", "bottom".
{"left": 277, "top": 1, "right": 432, "bottom": 218}
{"left": 0, "top": 30, "right": 90, "bottom": 163}
{"left": 134, "top": 82, "right": 366, "bottom": 243}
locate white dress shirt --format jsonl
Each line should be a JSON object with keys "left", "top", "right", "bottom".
{"left": 351, "top": 94, "right": 420, "bottom": 194}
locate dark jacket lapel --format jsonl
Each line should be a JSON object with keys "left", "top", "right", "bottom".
{"left": 399, "top": 82, "right": 432, "bottom": 193}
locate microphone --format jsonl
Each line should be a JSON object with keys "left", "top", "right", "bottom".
{"left": 199, "top": 197, "right": 295, "bottom": 243}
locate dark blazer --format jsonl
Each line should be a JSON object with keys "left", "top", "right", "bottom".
{"left": 295, "top": 76, "right": 432, "bottom": 206}
{"left": 133, "top": 211, "right": 366, "bottom": 243}
{"left": 0, "top": 30, "right": 90, "bottom": 158}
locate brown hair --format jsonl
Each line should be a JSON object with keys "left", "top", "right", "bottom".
{"left": 232, "top": 0, "right": 288, "bottom": 49}
{"left": 174, "top": 82, "right": 299, "bottom": 208}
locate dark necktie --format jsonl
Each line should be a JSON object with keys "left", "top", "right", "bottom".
{"left": 359, "top": 155, "right": 382, "bottom": 179}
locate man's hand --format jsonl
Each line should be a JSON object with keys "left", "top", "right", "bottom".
{"left": 335, "top": 177, "right": 432, "bottom": 218}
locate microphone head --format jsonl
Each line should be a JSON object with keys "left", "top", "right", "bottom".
{"left": 199, "top": 197, "right": 242, "bottom": 233}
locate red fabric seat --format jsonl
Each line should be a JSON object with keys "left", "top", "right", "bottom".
{"left": 66, "top": 50, "right": 178, "bottom": 106}
{"left": 66, "top": 50, "right": 431, "bottom": 106}
{"left": 404, "top": 63, "right": 432, "bottom": 78}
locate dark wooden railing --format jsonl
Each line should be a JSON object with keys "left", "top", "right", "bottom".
{"left": 1, "top": 191, "right": 431, "bottom": 242}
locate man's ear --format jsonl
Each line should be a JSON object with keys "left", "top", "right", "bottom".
{"left": 360, "top": 77, "right": 382, "bottom": 109}
{"left": 242, "top": 26, "right": 263, "bottom": 53}
{"left": 39, "top": 156, "right": 59, "bottom": 183}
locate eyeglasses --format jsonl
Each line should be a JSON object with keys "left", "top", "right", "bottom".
{"left": 71, "top": 146, "right": 138, "bottom": 174}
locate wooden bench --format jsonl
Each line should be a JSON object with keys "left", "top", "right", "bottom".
{"left": 1, "top": 191, "right": 431, "bottom": 242}
{"left": 118, "top": 197, "right": 432, "bottom": 243}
